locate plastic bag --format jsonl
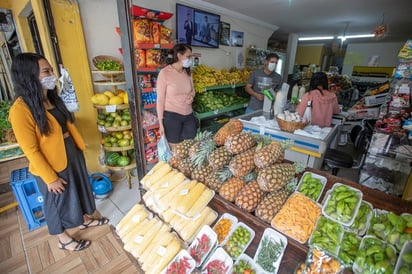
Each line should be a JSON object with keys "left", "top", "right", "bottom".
{"left": 59, "top": 65, "right": 79, "bottom": 112}
{"left": 303, "top": 100, "right": 312, "bottom": 123}
{"left": 157, "top": 136, "right": 171, "bottom": 162}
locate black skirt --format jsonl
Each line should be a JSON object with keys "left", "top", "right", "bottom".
{"left": 34, "top": 136, "right": 96, "bottom": 235}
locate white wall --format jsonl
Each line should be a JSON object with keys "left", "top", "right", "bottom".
{"left": 77, "top": 0, "right": 276, "bottom": 69}
{"left": 341, "top": 42, "right": 404, "bottom": 76}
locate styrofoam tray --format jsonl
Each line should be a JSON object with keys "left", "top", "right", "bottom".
{"left": 202, "top": 247, "right": 233, "bottom": 274}
{"left": 161, "top": 249, "right": 195, "bottom": 274}
{"left": 188, "top": 225, "right": 218, "bottom": 267}
{"left": 395, "top": 240, "right": 412, "bottom": 274}
{"left": 213, "top": 213, "right": 238, "bottom": 245}
{"left": 348, "top": 200, "right": 373, "bottom": 236}
{"left": 254, "top": 227, "right": 287, "bottom": 274}
{"left": 222, "top": 222, "right": 255, "bottom": 260}
{"left": 322, "top": 183, "right": 363, "bottom": 227}
{"left": 296, "top": 171, "right": 327, "bottom": 202}
{"left": 309, "top": 215, "right": 344, "bottom": 256}
{"left": 233, "top": 253, "right": 262, "bottom": 274}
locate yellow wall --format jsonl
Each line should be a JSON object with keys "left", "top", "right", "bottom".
{"left": 0, "top": 0, "right": 104, "bottom": 172}
{"left": 295, "top": 45, "right": 324, "bottom": 66}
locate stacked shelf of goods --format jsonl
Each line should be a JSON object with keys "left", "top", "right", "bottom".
{"left": 133, "top": 15, "right": 174, "bottom": 165}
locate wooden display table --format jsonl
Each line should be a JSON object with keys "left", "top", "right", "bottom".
{"left": 208, "top": 168, "right": 412, "bottom": 273}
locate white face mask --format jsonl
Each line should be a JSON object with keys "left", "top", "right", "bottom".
{"left": 268, "top": 63, "right": 277, "bottom": 72}
{"left": 182, "top": 58, "right": 192, "bottom": 68}
{"left": 40, "top": 75, "right": 57, "bottom": 90}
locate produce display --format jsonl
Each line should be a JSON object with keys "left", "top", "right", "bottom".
{"left": 91, "top": 89, "right": 128, "bottom": 106}
{"left": 309, "top": 216, "right": 344, "bottom": 256}
{"left": 349, "top": 201, "right": 373, "bottom": 236}
{"left": 233, "top": 254, "right": 259, "bottom": 274}
{"left": 188, "top": 225, "right": 217, "bottom": 267}
{"left": 163, "top": 250, "right": 195, "bottom": 274}
{"left": 254, "top": 228, "right": 287, "bottom": 274}
{"left": 322, "top": 183, "right": 363, "bottom": 226}
{"left": 338, "top": 231, "right": 361, "bottom": 268}
{"left": 299, "top": 247, "right": 342, "bottom": 274}
{"left": 353, "top": 236, "right": 397, "bottom": 274}
{"left": 367, "top": 210, "right": 412, "bottom": 252}
{"left": 272, "top": 192, "right": 321, "bottom": 243}
{"left": 95, "top": 59, "right": 122, "bottom": 71}
{"left": 213, "top": 213, "right": 237, "bottom": 244}
{"left": 202, "top": 247, "right": 232, "bottom": 274}
{"left": 296, "top": 171, "right": 326, "bottom": 201}
{"left": 396, "top": 241, "right": 412, "bottom": 274}
{"left": 222, "top": 223, "right": 254, "bottom": 259}
{"left": 192, "top": 64, "right": 251, "bottom": 93}
{"left": 193, "top": 91, "right": 248, "bottom": 113}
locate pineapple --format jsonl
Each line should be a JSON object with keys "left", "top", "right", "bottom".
{"left": 205, "top": 166, "right": 233, "bottom": 192}
{"left": 190, "top": 138, "right": 215, "bottom": 169}
{"left": 168, "top": 155, "right": 180, "bottom": 169}
{"left": 208, "top": 146, "right": 232, "bottom": 171}
{"left": 254, "top": 142, "right": 285, "bottom": 169}
{"left": 213, "top": 119, "right": 243, "bottom": 146}
{"left": 255, "top": 188, "right": 291, "bottom": 223}
{"left": 219, "top": 177, "right": 245, "bottom": 202}
{"left": 224, "top": 132, "right": 257, "bottom": 155}
{"left": 188, "top": 131, "right": 214, "bottom": 159}
{"left": 228, "top": 147, "right": 256, "bottom": 177}
{"left": 172, "top": 139, "right": 196, "bottom": 159}
{"left": 190, "top": 164, "right": 213, "bottom": 184}
{"left": 177, "top": 157, "right": 193, "bottom": 178}
{"left": 235, "top": 180, "right": 264, "bottom": 212}
{"left": 257, "top": 162, "right": 304, "bottom": 192}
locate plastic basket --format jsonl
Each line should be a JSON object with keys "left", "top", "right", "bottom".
{"left": 276, "top": 117, "right": 308, "bottom": 133}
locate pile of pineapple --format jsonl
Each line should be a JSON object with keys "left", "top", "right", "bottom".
{"left": 168, "top": 119, "right": 305, "bottom": 224}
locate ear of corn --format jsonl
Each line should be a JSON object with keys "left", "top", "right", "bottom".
{"left": 185, "top": 188, "right": 214, "bottom": 217}
{"left": 116, "top": 203, "right": 146, "bottom": 234}
{"left": 148, "top": 169, "right": 179, "bottom": 192}
{"left": 144, "top": 163, "right": 173, "bottom": 188}
{"left": 156, "top": 180, "right": 191, "bottom": 211}
{"left": 170, "top": 180, "right": 197, "bottom": 209}
{"left": 180, "top": 207, "right": 217, "bottom": 242}
{"left": 175, "top": 182, "right": 206, "bottom": 215}
{"left": 121, "top": 218, "right": 154, "bottom": 244}
{"left": 140, "top": 224, "right": 172, "bottom": 267}
{"left": 159, "top": 208, "right": 177, "bottom": 224}
{"left": 153, "top": 173, "right": 187, "bottom": 202}
{"left": 146, "top": 237, "right": 182, "bottom": 274}
{"left": 129, "top": 218, "right": 164, "bottom": 258}
{"left": 141, "top": 160, "right": 167, "bottom": 185}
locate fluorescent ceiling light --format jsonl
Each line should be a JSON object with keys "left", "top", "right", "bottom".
{"left": 337, "top": 34, "right": 375, "bottom": 39}
{"left": 298, "top": 36, "right": 334, "bottom": 41}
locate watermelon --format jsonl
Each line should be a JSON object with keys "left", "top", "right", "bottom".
{"left": 117, "top": 156, "right": 130, "bottom": 167}
{"left": 106, "top": 152, "right": 120, "bottom": 166}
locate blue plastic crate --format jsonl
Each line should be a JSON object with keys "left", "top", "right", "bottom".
{"left": 10, "top": 167, "right": 46, "bottom": 231}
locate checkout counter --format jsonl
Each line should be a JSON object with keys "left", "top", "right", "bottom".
{"left": 236, "top": 110, "right": 340, "bottom": 169}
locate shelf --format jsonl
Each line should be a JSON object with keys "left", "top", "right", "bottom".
{"left": 91, "top": 70, "right": 124, "bottom": 76}
{"left": 204, "top": 83, "right": 246, "bottom": 92}
{"left": 135, "top": 43, "right": 174, "bottom": 49}
{"left": 143, "top": 103, "right": 156, "bottom": 109}
{"left": 106, "top": 161, "right": 136, "bottom": 171}
{"left": 137, "top": 67, "right": 162, "bottom": 73}
{"left": 94, "top": 104, "right": 129, "bottom": 111}
{"left": 101, "top": 125, "right": 132, "bottom": 132}
{"left": 144, "top": 124, "right": 159, "bottom": 130}
{"left": 142, "top": 87, "right": 156, "bottom": 93}
{"left": 103, "top": 145, "right": 134, "bottom": 152}
{"left": 195, "top": 102, "right": 248, "bottom": 120}
{"left": 92, "top": 79, "right": 126, "bottom": 86}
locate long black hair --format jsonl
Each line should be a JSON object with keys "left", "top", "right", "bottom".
{"left": 11, "top": 52, "right": 74, "bottom": 136}
{"left": 309, "top": 72, "right": 329, "bottom": 95}
{"left": 168, "top": 43, "right": 192, "bottom": 76}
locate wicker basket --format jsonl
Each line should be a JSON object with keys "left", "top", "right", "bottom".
{"left": 276, "top": 117, "right": 308, "bottom": 133}
{"left": 92, "top": 55, "right": 124, "bottom": 79}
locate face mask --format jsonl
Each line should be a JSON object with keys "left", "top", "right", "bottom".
{"left": 268, "top": 63, "right": 277, "bottom": 72}
{"left": 182, "top": 58, "right": 192, "bottom": 68}
{"left": 40, "top": 75, "right": 57, "bottom": 90}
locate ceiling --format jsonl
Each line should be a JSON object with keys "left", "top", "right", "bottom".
{"left": 200, "top": 0, "right": 412, "bottom": 44}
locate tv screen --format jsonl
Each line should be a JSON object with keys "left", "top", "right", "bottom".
{"left": 176, "top": 3, "right": 220, "bottom": 48}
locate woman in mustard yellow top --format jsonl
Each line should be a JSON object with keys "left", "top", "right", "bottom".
{"left": 9, "top": 53, "right": 108, "bottom": 251}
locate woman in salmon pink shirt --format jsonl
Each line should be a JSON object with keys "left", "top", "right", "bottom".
{"left": 156, "top": 44, "right": 197, "bottom": 149}
{"left": 296, "top": 72, "right": 341, "bottom": 127}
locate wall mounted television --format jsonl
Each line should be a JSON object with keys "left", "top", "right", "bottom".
{"left": 176, "top": 3, "right": 220, "bottom": 48}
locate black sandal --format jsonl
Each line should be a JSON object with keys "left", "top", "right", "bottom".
{"left": 80, "top": 217, "right": 109, "bottom": 230}
{"left": 59, "top": 238, "right": 91, "bottom": 251}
